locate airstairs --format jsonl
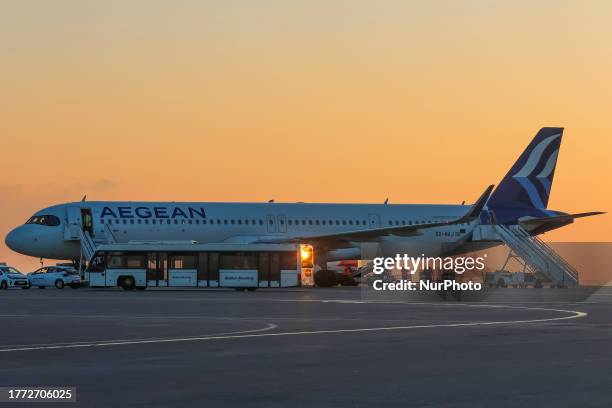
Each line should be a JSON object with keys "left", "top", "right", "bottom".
{"left": 77, "top": 224, "right": 118, "bottom": 273}
{"left": 492, "top": 224, "right": 579, "bottom": 287}
{"left": 356, "top": 262, "right": 374, "bottom": 278}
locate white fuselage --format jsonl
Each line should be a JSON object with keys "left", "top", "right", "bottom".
{"left": 5, "top": 201, "right": 496, "bottom": 261}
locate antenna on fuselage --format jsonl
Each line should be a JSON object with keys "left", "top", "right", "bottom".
{"left": 384, "top": 198, "right": 389, "bottom": 205}
{"left": 268, "top": 199, "right": 274, "bottom": 203}
{"left": 81, "top": 195, "right": 87, "bottom": 202}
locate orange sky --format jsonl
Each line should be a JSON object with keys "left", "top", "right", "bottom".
{"left": 1, "top": 1, "right": 611, "bottom": 272}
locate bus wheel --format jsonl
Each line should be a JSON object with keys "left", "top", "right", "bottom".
{"left": 120, "top": 277, "right": 135, "bottom": 291}
{"left": 55, "top": 279, "right": 65, "bottom": 289}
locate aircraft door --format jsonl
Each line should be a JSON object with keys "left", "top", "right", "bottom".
{"left": 368, "top": 214, "right": 381, "bottom": 229}
{"left": 64, "top": 206, "right": 83, "bottom": 240}
{"left": 277, "top": 215, "right": 287, "bottom": 233}
{"left": 266, "top": 214, "right": 276, "bottom": 233}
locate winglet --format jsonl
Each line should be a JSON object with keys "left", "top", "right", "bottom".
{"left": 463, "top": 185, "right": 494, "bottom": 220}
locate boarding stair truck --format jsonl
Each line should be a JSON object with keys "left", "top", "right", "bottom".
{"left": 472, "top": 223, "right": 579, "bottom": 288}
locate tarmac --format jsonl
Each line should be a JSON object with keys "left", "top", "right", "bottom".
{"left": 1, "top": 286, "right": 611, "bottom": 407}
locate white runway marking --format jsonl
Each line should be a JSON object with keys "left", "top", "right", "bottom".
{"left": 0, "top": 305, "right": 586, "bottom": 353}
{"left": 0, "top": 323, "right": 277, "bottom": 351}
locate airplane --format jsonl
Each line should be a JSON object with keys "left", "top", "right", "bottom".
{"left": 5, "top": 127, "right": 603, "bottom": 277}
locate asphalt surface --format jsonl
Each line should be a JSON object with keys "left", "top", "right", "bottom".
{"left": 1, "top": 287, "right": 611, "bottom": 407}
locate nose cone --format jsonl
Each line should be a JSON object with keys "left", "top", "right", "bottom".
{"left": 5, "top": 227, "right": 27, "bottom": 255}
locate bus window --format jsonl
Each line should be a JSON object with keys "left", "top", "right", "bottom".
{"left": 147, "top": 253, "right": 158, "bottom": 282}
{"left": 197, "top": 252, "right": 209, "bottom": 282}
{"left": 258, "top": 252, "right": 269, "bottom": 286}
{"left": 220, "top": 252, "right": 257, "bottom": 269}
{"left": 208, "top": 252, "right": 219, "bottom": 282}
{"left": 281, "top": 251, "right": 297, "bottom": 270}
{"left": 269, "top": 252, "right": 281, "bottom": 282}
{"left": 88, "top": 255, "right": 106, "bottom": 272}
{"left": 107, "top": 253, "right": 125, "bottom": 269}
{"left": 170, "top": 254, "right": 196, "bottom": 269}
{"left": 126, "top": 255, "right": 146, "bottom": 268}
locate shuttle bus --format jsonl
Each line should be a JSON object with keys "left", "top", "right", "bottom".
{"left": 85, "top": 242, "right": 309, "bottom": 290}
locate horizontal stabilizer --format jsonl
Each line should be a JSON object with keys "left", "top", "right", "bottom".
{"left": 521, "top": 211, "right": 605, "bottom": 227}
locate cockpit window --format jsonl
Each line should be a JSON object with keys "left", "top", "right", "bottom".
{"left": 25, "top": 214, "right": 61, "bottom": 226}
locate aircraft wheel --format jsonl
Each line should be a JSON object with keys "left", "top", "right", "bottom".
{"left": 314, "top": 270, "right": 338, "bottom": 287}
{"left": 55, "top": 279, "right": 65, "bottom": 289}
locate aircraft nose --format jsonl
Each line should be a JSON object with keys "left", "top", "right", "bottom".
{"left": 5, "top": 227, "right": 26, "bottom": 254}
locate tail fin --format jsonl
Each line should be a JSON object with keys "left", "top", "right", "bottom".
{"left": 487, "top": 127, "right": 563, "bottom": 210}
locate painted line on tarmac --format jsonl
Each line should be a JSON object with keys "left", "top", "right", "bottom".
{"left": 0, "top": 323, "right": 277, "bottom": 350}
{"left": 0, "top": 306, "right": 586, "bottom": 353}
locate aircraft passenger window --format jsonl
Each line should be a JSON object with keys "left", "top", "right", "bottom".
{"left": 315, "top": 220, "right": 319, "bottom": 225}
{"left": 269, "top": 219, "right": 273, "bottom": 225}
{"left": 230, "top": 219, "right": 235, "bottom": 224}
{"left": 280, "top": 219, "right": 284, "bottom": 225}
{"left": 348, "top": 220, "right": 352, "bottom": 225}
{"left": 224, "top": 220, "right": 228, "bottom": 225}
{"left": 322, "top": 220, "right": 326, "bottom": 225}
{"left": 123, "top": 220, "right": 127, "bottom": 224}
{"left": 194, "top": 220, "right": 198, "bottom": 224}
{"left": 259, "top": 220, "right": 263, "bottom": 225}
{"left": 167, "top": 220, "right": 171, "bottom": 224}
{"left": 342, "top": 220, "right": 346, "bottom": 225}
{"left": 308, "top": 220, "right": 312, "bottom": 225}
{"left": 108, "top": 219, "right": 112, "bottom": 225}
{"left": 288, "top": 220, "right": 292, "bottom": 225}
{"left": 145, "top": 220, "right": 149, "bottom": 224}
{"left": 301, "top": 220, "right": 306, "bottom": 225}
{"left": 252, "top": 220, "right": 256, "bottom": 225}
{"left": 202, "top": 220, "right": 206, "bottom": 224}
{"left": 217, "top": 220, "right": 221, "bottom": 224}
{"left": 152, "top": 219, "right": 156, "bottom": 224}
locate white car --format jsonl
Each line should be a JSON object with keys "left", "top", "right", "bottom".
{"left": 28, "top": 266, "right": 83, "bottom": 289}
{"left": 0, "top": 265, "right": 30, "bottom": 289}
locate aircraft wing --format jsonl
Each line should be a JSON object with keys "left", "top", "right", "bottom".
{"left": 256, "top": 185, "right": 494, "bottom": 246}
